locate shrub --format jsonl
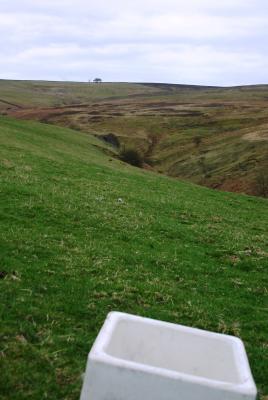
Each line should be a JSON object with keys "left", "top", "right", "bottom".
{"left": 119, "top": 148, "right": 143, "bottom": 167}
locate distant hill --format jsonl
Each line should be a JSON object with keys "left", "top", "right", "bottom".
{"left": 1, "top": 79, "right": 268, "bottom": 197}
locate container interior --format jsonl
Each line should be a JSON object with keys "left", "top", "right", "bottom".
{"left": 105, "top": 319, "right": 242, "bottom": 384}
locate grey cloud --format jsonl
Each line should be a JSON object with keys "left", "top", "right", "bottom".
{"left": 0, "top": 0, "right": 267, "bottom": 84}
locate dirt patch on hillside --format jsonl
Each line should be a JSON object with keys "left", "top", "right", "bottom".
{"left": 219, "top": 178, "right": 251, "bottom": 195}
{"left": 8, "top": 106, "right": 89, "bottom": 122}
{"left": 243, "top": 126, "right": 268, "bottom": 142}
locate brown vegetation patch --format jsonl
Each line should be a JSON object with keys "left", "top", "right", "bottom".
{"left": 219, "top": 178, "right": 251, "bottom": 195}
{"left": 89, "top": 116, "right": 104, "bottom": 122}
{"left": 243, "top": 126, "right": 268, "bottom": 142}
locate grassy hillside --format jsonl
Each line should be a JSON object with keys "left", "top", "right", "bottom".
{"left": 0, "top": 117, "right": 267, "bottom": 399}
{"left": 2, "top": 80, "right": 267, "bottom": 197}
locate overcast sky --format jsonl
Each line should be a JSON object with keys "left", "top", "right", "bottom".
{"left": 1, "top": 0, "right": 267, "bottom": 86}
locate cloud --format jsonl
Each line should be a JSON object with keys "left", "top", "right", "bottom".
{"left": 0, "top": 0, "right": 267, "bottom": 84}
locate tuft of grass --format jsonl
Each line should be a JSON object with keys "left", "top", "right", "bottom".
{"left": 0, "top": 117, "right": 268, "bottom": 399}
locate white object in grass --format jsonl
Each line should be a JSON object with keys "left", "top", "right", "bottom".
{"left": 80, "top": 312, "right": 257, "bottom": 400}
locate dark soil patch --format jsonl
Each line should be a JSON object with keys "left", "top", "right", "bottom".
{"left": 98, "top": 133, "right": 120, "bottom": 148}
{"left": 89, "top": 116, "right": 103, "bottom": 122}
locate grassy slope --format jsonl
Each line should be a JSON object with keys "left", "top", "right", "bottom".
{"left": 0, "top": 117, "right": 267, "bottom": 399}
{"left": 2, "top": 80, "right": 267, "bottom": 196}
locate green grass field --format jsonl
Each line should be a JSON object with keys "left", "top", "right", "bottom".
{"left": 0, "top": 116, "right": 267, "bottom": 399}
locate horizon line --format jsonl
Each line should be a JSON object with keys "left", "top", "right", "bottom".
{"left": 0, "top": 78, "right": 268, "bottom": 89}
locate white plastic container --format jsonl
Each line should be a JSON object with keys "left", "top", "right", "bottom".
{"left": 80, "top": 312, "right": 257, "bottom": 400}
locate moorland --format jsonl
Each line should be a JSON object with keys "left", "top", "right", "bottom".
{"left": 1, "top": 80, "right": 268, "bottom": 196}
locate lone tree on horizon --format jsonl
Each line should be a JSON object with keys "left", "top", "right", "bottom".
{"left": 93, "top": 78, "right": 102, "bottom": 83}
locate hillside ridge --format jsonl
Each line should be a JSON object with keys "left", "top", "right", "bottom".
{"left": 1, "top": 79, "right": 268, "bottom": 197}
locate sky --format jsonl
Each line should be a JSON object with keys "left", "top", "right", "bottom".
{"left": 0, "top": 0, "right": 268, "bottom": 86}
